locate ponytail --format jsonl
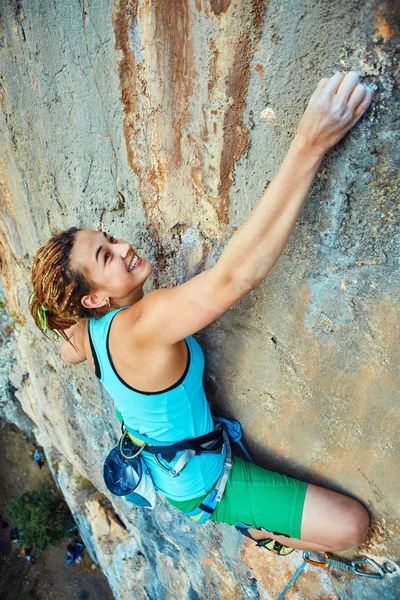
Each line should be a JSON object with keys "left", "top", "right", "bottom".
{"left": 30, "top": 228, "right": 95, "bottom": 340}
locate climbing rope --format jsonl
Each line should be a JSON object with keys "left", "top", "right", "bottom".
{"left": 277, "top": 558, "right": 308, "bottom": 600}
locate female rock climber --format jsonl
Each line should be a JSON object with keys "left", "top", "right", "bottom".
{"left": 30, "top": 72, "right": 373, "bottom": 555}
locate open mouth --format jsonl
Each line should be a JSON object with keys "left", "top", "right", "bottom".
{"left": 128, "top": 254, "right": 141, "bottom": 272}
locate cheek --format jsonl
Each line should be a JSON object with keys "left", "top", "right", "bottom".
{"left": 143, "top": 262, "right": 153, "bottom": 279}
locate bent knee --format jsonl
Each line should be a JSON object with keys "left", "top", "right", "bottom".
{"left": 336, "top": 500, "right": 369, "bottom": 550}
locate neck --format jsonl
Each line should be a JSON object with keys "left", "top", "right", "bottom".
{"left": 111, "top": 286, "right": 144, "bottom": 309}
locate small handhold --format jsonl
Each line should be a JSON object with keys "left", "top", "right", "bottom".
{"left": 260, "top": 107, "right": 277, "bottom": 123}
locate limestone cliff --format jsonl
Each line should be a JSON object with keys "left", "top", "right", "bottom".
{"left": 0, "top": 1, "right": 399, "bottom": 598}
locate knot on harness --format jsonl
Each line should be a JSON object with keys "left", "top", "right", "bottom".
{"left": 216, "top": 417, "right": 243, "bottom": 442}
{"left": 215, "top": 417, "right": 253, "bottom": 464}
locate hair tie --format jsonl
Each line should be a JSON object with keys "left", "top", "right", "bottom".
{"left": 30, "top": 292, "right": 61, "bottom": 340}
{"left": 37, "top": 303, "right": 48, "bottom": 331}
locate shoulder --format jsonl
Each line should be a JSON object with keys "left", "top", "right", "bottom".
{"left": 70, "top": 320, "right": 87, "bottom": 348}
{"left": 108, "top": 270, "right": 232, "bottom": 347}
{"left": 107, "top": 303, "right": 147, "bottom": 346}
{"left": 60, "top": 320, "right": 87, "bottom": 364}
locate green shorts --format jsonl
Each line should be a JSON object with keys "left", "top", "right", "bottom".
{"left": 166, "top": 456, "right": 307, "bottom": 539}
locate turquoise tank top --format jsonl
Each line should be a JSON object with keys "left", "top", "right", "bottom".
{"left": 89, "top": 307, "right": 226, "bottom": 501}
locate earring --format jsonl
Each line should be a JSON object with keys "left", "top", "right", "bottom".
{"left": 106, "top": 299, "right": 111, "bottom": 307}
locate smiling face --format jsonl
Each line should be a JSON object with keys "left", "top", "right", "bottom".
{"left": 71, "top": 229, "right": 153, "bottom": 310}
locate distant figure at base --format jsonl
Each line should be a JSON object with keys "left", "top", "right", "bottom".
{"left": 21, "top": 546, "right": 33, "bottom": 563}
{"left": 33, "top": 448, "right": 44, "bottom": 469}
{"left": 65, "top": 540, "right": 85, "bottom": 567}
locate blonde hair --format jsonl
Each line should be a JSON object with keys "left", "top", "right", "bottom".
{"left": 30, "top": 227, "right": 97, "bottom": 341}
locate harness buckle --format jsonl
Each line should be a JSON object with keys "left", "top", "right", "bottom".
{"left": 224, "top": 457, "right": 233, "bottom": 469}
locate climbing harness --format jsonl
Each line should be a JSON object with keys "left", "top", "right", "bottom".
{"left": 177, "top": 417, "right": 255, "bottom": 523}
{"left": 121, "top": 421, "right": 225, "bottom": 477}
{"left": 104, "top": 414, "right": 253, "bottom": 515}
{"left": 277, "top": 551, "right": 397, "bottom": 599}
{"left": 183, "top": 427, "right": 233, "bottom": 523}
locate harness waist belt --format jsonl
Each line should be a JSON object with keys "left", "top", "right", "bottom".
{"left": 121, "top": 421, "right": 225, "bottom": 475}
{"left": 137, "top": 428, "right": 223, "bottom": 455}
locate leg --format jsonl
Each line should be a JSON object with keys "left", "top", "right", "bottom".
{"left": 248, "top": 483, "right": 369, "bottom": 551}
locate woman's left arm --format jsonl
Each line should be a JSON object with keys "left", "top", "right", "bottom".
{"left": 60, "top": 323, "right": 87, "bottom": 364}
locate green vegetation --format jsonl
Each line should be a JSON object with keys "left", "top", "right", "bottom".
{"left": 6, "top": 481, "right": 74, "bottom": 553}
{"left": 42, "top": 412, "right": 54, "bottom": 427}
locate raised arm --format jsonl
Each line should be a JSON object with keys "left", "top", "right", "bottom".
{"left": 135, "top": 72, "right": 373, "bottom": 345}
{"left": 216, "top": 72, "right": 372, "bottom": 284}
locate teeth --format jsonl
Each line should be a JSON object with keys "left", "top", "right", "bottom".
{"left": 128, "top": 255, "right": 139, "bottom": 271}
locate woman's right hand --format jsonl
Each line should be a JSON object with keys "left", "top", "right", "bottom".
{"left": 296, "top": 71, "right": 373, "bottom": 157}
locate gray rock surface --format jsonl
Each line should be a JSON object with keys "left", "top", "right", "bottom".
{"left": 0, "top": 1, "right": 399, "bottom": 598}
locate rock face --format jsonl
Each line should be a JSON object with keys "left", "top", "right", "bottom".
{"left": 0, "top": 1, "right": 399, "bottom": 598}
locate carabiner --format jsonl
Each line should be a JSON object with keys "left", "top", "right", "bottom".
{"left": 303, "top": 551, "right": 330, "bottom": 569}
{"left": 119, "top": 430, "right": 147, "bottom": 460}
{"left": 381, "top": 560, "right": 397, "bottom": 574}
{"left": 351, "top": 557, "right": 385, "bottom": 579}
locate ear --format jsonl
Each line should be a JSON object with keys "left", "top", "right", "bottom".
{"left": 81, "top": 293, "right": 108, "bottom": 310}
